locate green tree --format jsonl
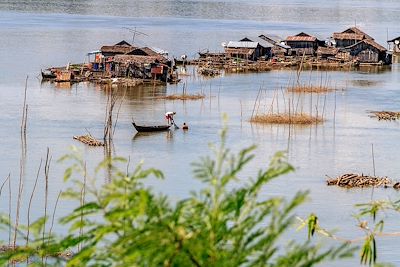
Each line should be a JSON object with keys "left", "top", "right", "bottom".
{"left": 0, "top": 127, "right": 352, "bottom": 266}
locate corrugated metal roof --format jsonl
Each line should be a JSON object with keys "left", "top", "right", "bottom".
{"left": 343, "top": 27, "right": 374, "bottom": 40}
{"left": 227, "top": 41, "right": 258, "bottom": 48}
{"left": 362, "top": 39, "right": 387, "bottom": 52}
{"left": 259, "top": 34, "right": 283, "bottom": 44}
{"left": 286, "top": 36, "right": 317, "bottom": 42}
{"left": 333, "top": 33, "right": 364, "bottom": 41}
{"left": 346, "top": 39, "right": 387, "bottom": 52}
{"left": 241, "top": 37, "right": 273, "bottom": 48}
{"left": 276, "top": 42, "right": 291, "bottom": 49}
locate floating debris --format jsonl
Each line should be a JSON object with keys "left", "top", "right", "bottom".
{"left": 326, "top": 173, "right": 392, "bottom": 188}
{"left": 368, "top": 111, "right": 400, "bottom": 121}
{"left": 250, "top": 113, "right": 323, "bottom": 125}
{"left": 287, "top": 84, "right": 333, "bottom": 94}
{"left": 73, "top": 135, "right": 104, "bottom": 146}
{"left": 351, "top": 80, "right": 379, "bottom": 87}
{"left": 197, "top": 67, "right": 220, "bottom": 76}
{"left": 159, "top": 93, "right": 206, "bottom": 101}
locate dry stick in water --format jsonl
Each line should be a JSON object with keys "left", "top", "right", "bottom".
{"left": 251, "top": 87, "right": 261, "bottom": 119}
{"left": 42, "top": 148, "right": 51, "bottom": 265}
{"left": 0, "top": 174, "right": 11, "bottom": 249}
{"left": 21, "top": 76, "right": 28, "bottom": 137}
{"left": 112, "top": 89, "right": 126, "bottom": 137}
{"left": 240, "top": 100, "right": 243, "bottom": 123}
{"left": 333, "top": 88, "right": 337, "bottom": 130}
{"left": 8, "top": 172, "right": 11, "bottom": 246}
{"left": 280, "top": 87, "right": 287, "bottom": 113}
{"left": 0, "top": 174, "right": 10, "bottom": 198}
{"left": 276, "top": 88, "right": 280, "bottom": 114}
{"left": 14, "top": 157, "right": 25, "bottom": 248}
{"left": 258, "top": 88, "right": 266, "bottom": 116}
{"left": 371, "top": 143, "right": 376, "bottom": 200}
{"left": 315, "top": 94, "right": 320, "bottom": 123}
{"left": 372, "top": 144, "right": 376, "bottom": 177}
{"left": 209, "top": 82, "right": 212, "bottom": 110}
{"left": 296, "top": 50, "right": 306, "bottom": 84}
{"left": 268, "top": 89, "right": 277, "bottom": 115}
{"left": 104, "top": 89, "right": 118, "bottom": 145}
{"left": 27, "top": 160, "right": 42, "bottom": 247}
{"left": 48, "top": 190, "right": 62, "bottom": 242}
{"left": 79, "top": 163, "right": 87, "bottom": 252}
{"left": 45, "top": 190, "right": 62, "bottom": 266}
{"left": 322, "top": 94, "right": 327, "bottom": 120}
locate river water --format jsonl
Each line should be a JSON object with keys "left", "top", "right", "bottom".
{"left": 1, "top": 1, "right": 400, "bottom": 266}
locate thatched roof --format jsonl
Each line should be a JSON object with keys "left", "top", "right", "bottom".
{"left": 100, "top": 45, "right": 135, "bottom": 54}
{"left": 113, "top": 55, "right": 166, "bottom": 64}
{"left": 240, "top": 37, "right": 273, "bottom": 48}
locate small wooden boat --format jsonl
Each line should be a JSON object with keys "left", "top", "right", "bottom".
{"left": 41, "top": 69, "right": 56, "bottom": 79}
{"left": 132, "top": 122, "right": 171, "bottom": 132}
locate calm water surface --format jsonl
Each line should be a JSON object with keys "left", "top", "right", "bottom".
{"left": 1, "top": 1, "right": 400, "bottom": 266}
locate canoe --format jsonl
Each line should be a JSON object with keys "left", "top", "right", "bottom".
{"left": 132, "top": 122, "right": 171, "bottom": 132}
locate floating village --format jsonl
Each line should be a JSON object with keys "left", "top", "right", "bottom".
{"left": 42, "top": 26, "right": 400, "bottom": 86}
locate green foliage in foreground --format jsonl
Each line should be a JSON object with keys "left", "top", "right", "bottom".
{"left": 0, "top": 127, "right": 353, "bottom": 266}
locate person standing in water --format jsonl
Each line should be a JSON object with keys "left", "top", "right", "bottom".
{"left": 165, "top": 111, "right": 176, "bottom": 125}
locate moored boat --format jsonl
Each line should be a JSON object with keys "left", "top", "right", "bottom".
{"left": 41, "top": 69, "right": 56, "bottom": 79}
{"left": 132, "top": 122, "right": 171, "bottom": 132}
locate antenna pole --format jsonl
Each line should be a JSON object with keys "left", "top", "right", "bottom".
{"left": 133, "top": 27, "right": 137, "bottom": 45}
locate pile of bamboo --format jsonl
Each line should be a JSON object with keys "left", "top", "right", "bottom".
{"left": 197, "top": 67, "right": 220, "bottom": 76}
{"left": 369, "top": 111, "right": 400, "bottom": 121}
{"left": 73, "top": 135, "right": 104, "bottom": 146}
{"left": 326, "top": 173, "right": 392, "bottom": 188}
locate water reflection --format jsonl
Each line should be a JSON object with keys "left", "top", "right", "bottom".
{"left": 100, "top": 83, "right": 167, "bottom": 99}
{"left": 132, "top": 130, "right": 174, "bottom": 142}
{"left": 350, "top": 79, "right": 381, "bottom": 87}
{"left": 2, "top": 1, "right": 400, "bottom": 265}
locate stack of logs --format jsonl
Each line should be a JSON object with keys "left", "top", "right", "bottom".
{"left": 73, "top": 134, "right": 104, "bottom": 146}
{"left": 369, "top": 111, "right": 400, "bottom": 121}
{"left": 326, "top": 173, "right": 393, "bottom": 188}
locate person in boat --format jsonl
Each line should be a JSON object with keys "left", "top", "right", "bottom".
{"left": 165, "top": 111, "right": 176, "bottom": 125}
